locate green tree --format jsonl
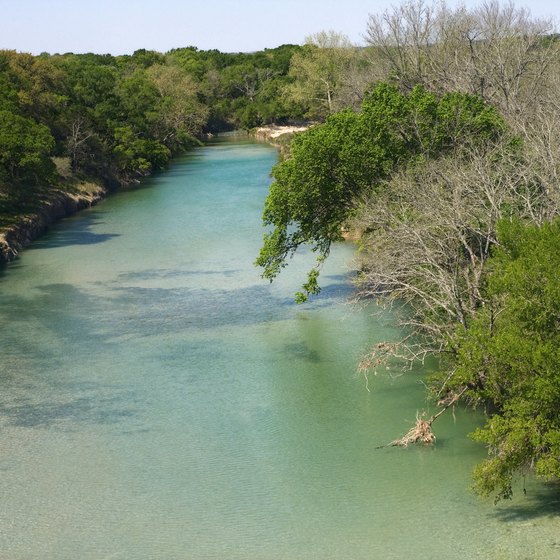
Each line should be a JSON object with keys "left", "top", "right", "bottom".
{"left": 256, "top": 109, "right": 365, "bottom": 300}
{"left": 0, "top": 110, "right": 55, "bottom": 184}
{"left": 115, "top": 68, "right": 160, "bottom": 133}
{"left": 286, "top": 31, "right": 356, "bottom": 120}
{"left": 451, "top": 219, "right": 560, "bottom": 501}
{"left": 112, "top": 126, "right": 169, "bottom": 183}
{"left": 256, "top": 83, "right": 504, "bottom": 301}
{"left": 0, "top": 51, "right": 66, "bottom": 124}
{"left": 61, "top": 54, "right": 120, "bottom": 130}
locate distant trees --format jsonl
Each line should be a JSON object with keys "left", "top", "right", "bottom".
{"left": 168, "top": 44, "right": 306, "bottom": 130}
{"left": 285, "top": 31, "right": 356, "bottom": 120}
{"left": 0, "top": 44, "right": 308, "bottom": 195}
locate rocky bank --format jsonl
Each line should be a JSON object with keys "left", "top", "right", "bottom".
{"left": 0, "top": 183, "right": 107, "bottom": 264}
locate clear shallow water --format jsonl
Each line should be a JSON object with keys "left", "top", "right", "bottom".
{"left": 0, "top": 137, "right": 559, "bottom": 559}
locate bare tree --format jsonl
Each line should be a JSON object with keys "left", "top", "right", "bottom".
{"left": 366, "top": 0, "right": 438, "bottom": 90}
{"left": 365, "top": 0, "right": 558, "bottom": 118}
{"left": 67, "top": 115, "right": 93, "bottom": 171}
{"left": 353, "top": 139, "right": 555, "bottom": 370}
{"left": 334, "top": 48, "right": 386, "bottom": 111}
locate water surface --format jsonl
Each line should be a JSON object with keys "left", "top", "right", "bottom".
{"left": 0, "top": 137, "right": 559, "bottom": 559}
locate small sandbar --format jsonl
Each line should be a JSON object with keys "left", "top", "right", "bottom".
{"left": 254, "top": 124, "right": 310, "bottom": 140}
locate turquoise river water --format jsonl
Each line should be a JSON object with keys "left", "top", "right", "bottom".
{"left": 0, "top": 137, "right": 559, "bottom": 559}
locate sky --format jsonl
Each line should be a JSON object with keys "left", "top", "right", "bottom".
{"left": 1, "top": 0, "right": 559, "bottom": 55}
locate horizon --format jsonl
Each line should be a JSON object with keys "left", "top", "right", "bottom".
{"left": 2, "top": 0, "right": 559, "bottom": 57}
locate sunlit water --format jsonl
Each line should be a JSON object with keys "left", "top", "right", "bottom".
{"left": 0, "top": 137, "right": 559, "bottom": 559}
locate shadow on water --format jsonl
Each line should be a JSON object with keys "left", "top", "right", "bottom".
{"left": 283, "top": 341, "right": 322, "bottom": 364}
{"left": 101, "top": 275, "right": 354, "bottom": 335}
{"left": 0, "top": 283, "right": 119, "bottom": 349}
{"left": 314, "top": 272, "right": 357, "bottom": 300}
{"left": 491, "top": 482, "right": 560, "bottom": 522}
{"left": 29, "top": 212, "right": 119, "bottom": 249}
{"left": 117, "top": 268, "right": 243, "bottom": 281}
{"left": 0, "top": 259, "right": 23, "bottom": 281}
{"left": 110, "top": 283, "right": 292, "bottom": 333}
{"left": 0, "top": 279, "right": 299, "bottom": 344}
{"left": 0, "top": 393, "right": 136, "bottom": 429}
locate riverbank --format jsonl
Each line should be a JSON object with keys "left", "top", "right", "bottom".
{"left": 252, "top": 124, "right": 310, "bottom": 155}
{"left": 0, "top": 181, "right": 107, "bottom": 264}
{"left": 253, "top": 124, "right": 310, "bottom": 142}
{"left": 0, "top": 128, "right": 303, "bottom": 266}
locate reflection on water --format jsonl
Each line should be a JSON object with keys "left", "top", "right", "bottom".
{"left": 0, "top": 138, "right": 558, "bottom": 560}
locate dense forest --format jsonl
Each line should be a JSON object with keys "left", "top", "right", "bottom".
{"left": 2, "top": 0, "right": 560, "bottom": 503}
{"left": 0, "top": 43, "right": 306, "bottom": 229}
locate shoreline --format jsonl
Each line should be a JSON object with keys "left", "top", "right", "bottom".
{"left": 253, "top": 124, "right": 309, "bottom": 143}
{"left": 0, "top": 182, "right": 107, "bottom": 265}
{"left": 0, "top": 129, "right": 305, "bottom": 266}
{"left": 252, "top": 123, "right": 310, "bottom": 157}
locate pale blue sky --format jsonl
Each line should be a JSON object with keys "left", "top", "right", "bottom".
{"left": 1, "top": 0, "right": 558, "bottom": 55}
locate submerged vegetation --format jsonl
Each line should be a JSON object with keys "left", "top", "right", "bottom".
{"left": 2, "top": 0, "right": 560, "bottom": 503}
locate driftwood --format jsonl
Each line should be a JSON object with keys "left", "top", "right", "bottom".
{"left": 378, "top": 386, "right": 468, "bottom": 448}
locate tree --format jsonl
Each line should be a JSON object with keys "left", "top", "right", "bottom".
{"left": 256, "top": 109, "right": 366, "bottom": 301}
{"left": 112, "top": 126, "right": 169, "bottom": 184}
{"left": 61, "top": 55, "right": 120, "bottom": 131}
{"left": 449, "top": 219, "right": 560, "bottom": 501}
{"left": 286, "top": 31, "right": 356, "bottom": 120}
{"left": 115, "top": 68, "right": 160, "bottom": 133}
{"left": 0, "top": 110, "right": 55, "bottom": 185}
{"left": 145, "top": 64, "right": 208, "bottom": 150}
{"left": 256, "top": 83, "right": 505, "bottom": 301}
{"left": 66, "top": 114, "right": 94, "bottom": 171}
{"left": 0, "top": 51, "right": 67, "bottom": 126}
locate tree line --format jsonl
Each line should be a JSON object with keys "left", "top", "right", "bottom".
{"left": 256, "top": 0, "right": 560, "bottom": 501}
{"left": 0, "top": 44, "right": 308, "bottom": 225}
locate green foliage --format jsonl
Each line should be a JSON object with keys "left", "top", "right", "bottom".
{"left": 256, "top": 83, "right": 505, "bottom": 301}
{"left": 128, "top": 49, "right": 166, "bottom": 68}
{"left": 168, "top": 44, "right": 305, "bottom": 130}
{"left": 112, "top": 126, "right": 170, "bottom": 181}
{"left": 453, "top": 219, "right": 560, "bottom": 500}
{"left": 0, "top": 110, "right": 55, "bottom": 184}
{"left": 61, "top": 56, "right": 120, "bottom": 127}
{"left": 115, "top": 69, "right": 160, "bottom": 131}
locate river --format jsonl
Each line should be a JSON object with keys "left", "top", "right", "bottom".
{"left": 0, "top": 136, "right": 558, "bottom": 559}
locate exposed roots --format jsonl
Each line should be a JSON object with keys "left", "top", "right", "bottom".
{"left": 389, "top": 414, "right": 435, "bottom": 447}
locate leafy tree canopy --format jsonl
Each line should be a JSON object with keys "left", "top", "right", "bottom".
{"left": 0, "top": 110, "right": 55, "bottom": 184}
{"left": 256, "top": 83, "right": 504, "bottom": 301}
{"left": 451, "top": 219, "right": 560, "bottom": 501}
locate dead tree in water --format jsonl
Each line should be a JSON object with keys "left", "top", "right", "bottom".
{"left": 377, "top": 386, "right": 468, "bottom": 448}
